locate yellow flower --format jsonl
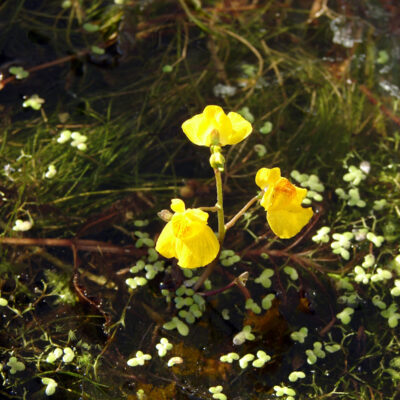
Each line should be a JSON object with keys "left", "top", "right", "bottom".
{"left": 181, "top": 105, "right": 252, "bottom": 147}
{"left": 155, "top": 199, "right": 220, "bottom": 269}
{"left": 255, "top": 167, "right": 313, "bottom": 239}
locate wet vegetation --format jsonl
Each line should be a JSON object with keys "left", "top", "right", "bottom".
{"left": 0, "top": 0, "right": 400, "bottom": 399}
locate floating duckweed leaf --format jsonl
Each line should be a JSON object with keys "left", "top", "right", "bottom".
{"left": 167, "top": 356, "right": 183, "bottom": 367}
{"left": 274, "top": 385, "right": 296, "bottom": 397}
{"left": 353, "top": 266, "right": 371, "bottom": 284}
{"left": 163, "top": 317, "right": 189, "bottom": 336}
{"left": 131, "top": 260, "right": 146, "bottom": 273}
{"left": 7, "top": 357, "right": 25, "bottom": 375}
{"left": 91, "top": 46, "right": 105, "bottom": 54}
{"left": 291, "top": 327, "right": 308, "bottom": 343}
{"left": 306, "top": 349, "right": 317, "bottom": 364}
{"left": 233, "top": 325, "right": 255, "bottom": 345}
{"left": 7, "top": 357, "right": 25, "bottom": 374}
{"left": 288, "top": 371, "right": 306, "bottom": 382}
{"left": 221, "top": 309, "right": 230, "bottom": 320}
{"left": 343, "top": 165, "right": 366, "bottom": 185}
{"left": 0, "top": 297, "right": 8, "bottom": 307}
{"left": 127, "top": 351, "right": 152, "bottom": 367}
{"left": 147, "top": 248, "right": 158, "bottom": 262}
{"left": 126, "top": 276, "right": 148, "bottom": 289}
{"left": 325, "top": 343, "right": 341, "bottom": 353}
{"left": 336, "top": 307, "right": 354, "bottom": 324}
{"left": 22, "top": 94, "right": 44, "bottom": 110}
{"left": 371, "top": 268, "right": 392, "bottom": 282}
{"left": 46, "top": 348, "right": 63, "bottom": 363}
{"left": 381, "top": 304, "right": 400, "bottom": 328}
{"left": 62, "top": 347, "right": 75, "bottom": 363}
{"left": 377, "top": 50, "right": 389, "bottom": 64}
{"left": 362, "top": 254, "right": 375, "bottom": 268}
{"left": 162, "top": 65, "right": 173, "bottom": 73}
{"left": 237, "top": 106, "right": 254, "bottom": 123}
{"left": 83, "top": 23, "right": 100, "bottom": 32}
{"left": 261, "top": 293, "right": 275, "bottom": 310}
{"left": 252, "top": 350, "right": 271, "bottom": 368}
{"left": 42, "top": 377, "right": 58, "bottom": 396}
{"left": 366, "top": 232, "right": 384, "bottom": 247}
{"left": 391, "top": 280, "right": 400, "bottom": 297}
{"left": 245, "top": 298, "right": 261, "bottom": 314}
{"left": 373, "top": 199, "right": 387, "bottom": 210}
{"left": 283, "top": 266, "right": 298, "bottom": 280}
{"left": 239, "top": 353, "right": 255, "bottom": 369}
{"left": 260, "top": 121, "right": 273, "bottom": 134}
{"left": 156, "top": 338, "right": 173, "bottom": 357}
{"left": 209, "top": 385, "right": 227, "bottom": 400}
{"left": 372, "top": 295, "right": 387, "bottom": 310}
{"left": 254, "top": 269, "right": 274, "bottom": 288}
{"left": 220, "top": 352, "right": 240, "bottom": 363}
{"left": 9, "top": 66, "right": 29, "bottom": 79}
{"left": 331, "top": 232, "right": 354, "bottom": 260}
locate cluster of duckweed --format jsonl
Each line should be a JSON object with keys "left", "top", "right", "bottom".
{"left": 219, "top": 249, "right": 241, "bottom": 267}
{"left": 162, "top": 282, "right": 206, "bottom": 336}
{"left": 0, "top": 275, "right": 99, "bottom": 398}
{"left": 290, "top": 170, "right": 325, "bottom": 204}
{"left": 126, "top": 222, "right": 166, "bottom": 290}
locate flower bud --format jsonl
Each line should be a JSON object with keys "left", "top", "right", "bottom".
{"left": 209, "top": 152, "right": 225, "bottom": 171}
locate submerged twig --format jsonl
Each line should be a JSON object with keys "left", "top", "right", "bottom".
{"left": 198, "top": 271, "right": 250, "bottom": 298}
{"left": 0, "top": 237, "right": 142, "bottom": 255}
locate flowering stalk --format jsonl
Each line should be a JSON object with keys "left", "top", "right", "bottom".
{"left": 225, "top": 193, "right": 261, "bottom": 231}
{"left": 193, "top": 168, "right": 225, "bottom": 291}
{"left": 215, "top": 168, "right": 226, "bottom": 243}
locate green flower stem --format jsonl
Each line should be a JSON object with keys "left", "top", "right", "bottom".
{"left": 225, "top": 194, "right": 260, "bottom": 231}
{"left": 194, "top": 168, "right": 225, "bottom": 291}
{"left": 215, "top": 168, "right": 226, "bottom": 244}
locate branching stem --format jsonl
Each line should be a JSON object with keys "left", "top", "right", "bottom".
{"left": 193, "top": 168, "right": 225, "bottom": 291}
{"left": 225, "top": 194, "right": 260, "bottom": 231}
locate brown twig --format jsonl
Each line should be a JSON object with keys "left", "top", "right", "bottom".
{"left": 358, "top": 83, "right": 400, "bottom": 127}
{"left": 0, "top": 237, "right": 143, "bottom": 255}
{"left": 198, "top": 272, "right": 250, "bottom": 298}
{"left": 0, "top": 50, "right": 90, "bottom": 91}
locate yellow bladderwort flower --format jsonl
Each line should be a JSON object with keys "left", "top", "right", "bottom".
{"left": 156, "top": 199, "right": 220, "bottom": 269}
{"left": 181, "top": 105, "right": 252, "bottom": 147}
{"left": 255, "top": 167, "right": 313, "bottom": 239}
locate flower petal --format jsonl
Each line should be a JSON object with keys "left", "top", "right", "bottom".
{"left": 225, "top": 112, "right": 253, "bottom": 145}
{"left": 267, "top": 206, "right": 314, "bottom": 239}
{"left": 171, "top": 198, "right": 186, "bottom": 213}
{"left": 175, "top": 223, "right": 220, "bottom": 268}
{"left": 181, "top": 114, "right": 210, "bottom": 146}
{"left": 186, "top": 207, "right": 209, "bottom": 223}
{"left": 155, "top": 221, "right": 177, "bottom": 259}
{"left": 156, "top": 199, "right": 219, "bottom": 268}
{"left": 265, "top": 179, "right": 313, "bottom": 238}
{"left": 255, "top": 167, "right": 281, "bottom": 190}
{"left": 267, "top": 178, "right": 307, "bottom": 211}
{"left": 181, "top": 105, "right": 252, "bottom": 147}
